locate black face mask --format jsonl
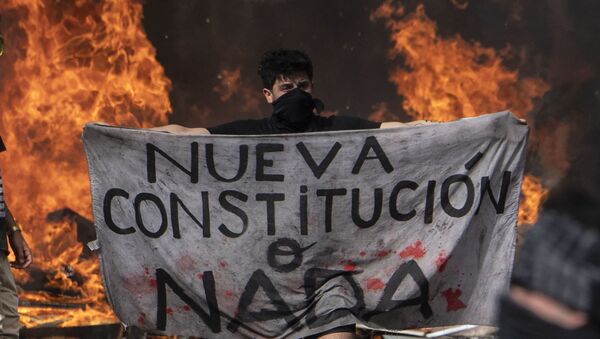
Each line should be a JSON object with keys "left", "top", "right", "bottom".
{"left": 0, "top": 135, "right": 5, "bottom": 153}
{"left": 271, "top": 88, "right": 323, "bottom": 132}
{"left": 498, "top": 296, "right": 600, "bottom": 339}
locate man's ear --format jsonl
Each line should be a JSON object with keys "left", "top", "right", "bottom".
{"left": 263, "top": 88, "right": 274, "bottom": 104}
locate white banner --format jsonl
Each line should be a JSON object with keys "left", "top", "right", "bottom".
{"left": 83, "top": 111, "right": 527, "bottom": 338}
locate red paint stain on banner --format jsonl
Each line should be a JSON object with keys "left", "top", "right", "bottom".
{"left": 359, "top": 250, "right": 367, "bottom": 257}
{"left": 436, "top": 250, "right": 451, "bottom": 272}
{"left": 138, "top": 313, "right": 146, "bottom": 325}
{"left": 344, "top": 260, "right": 357, "bottom": 272}
{"left": 196, "top": 272, "right": 204, "bottom": 279}
{"left": 176, "top": 255, "right": 195, "bottom": 271}
{"left": 376, "top": 250, "right": 390, "bottom": 257}
{"left": 122, "top": 274, "right": 153, "bottom": 294}
{"left": 367, "top": 278, "right": 385, "bottom": 290}
{"left": 339, "top": 259, "right": 357, "bottom": 271}
{"left": 399, "top": 240, "right": 426, "bottom": 259}
{"left": 441, "top": 288, "right": 467, "bottom": 311}
{"left": 183, "top": 305, "right": 191, "bottom": 311}
{"left": 144, "top": 267, "right": 150, "bottom": 275}
{"left": 166, "top": 307, "right": 174, "bottom": 315}
{"left": 224, "top": 290, "right": 234, "bottom": 297}
{"left": 219, "top": 261, "right": 228, "bottom": 268}
{"left": 149, "top": 279, "right": 157, "bottom": 288}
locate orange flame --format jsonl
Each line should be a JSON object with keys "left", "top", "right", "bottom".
{"left": 214, "top": 67, "right": 241, "bottom": 102}
{"left": 373, "top": 2, "right": 549, "bottom": 121}
{"left": 215, "top": 67, "right": 261, "bottom": 116}
{"left": 0, "top": 0, "right": 170, "bottom": 327}
{"left": 518, "top": 175, "right": 549, "bottom": 225}
{"left": 372, "top": 1, "right": 550, "bottom": 224}
{"left": 368, "top": 102, "right": 396, "bottom": 122}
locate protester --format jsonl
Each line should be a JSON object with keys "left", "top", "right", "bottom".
{"left": 154, "top": 49, "right": 411, "bottom": 137}
{"left": 0, "top": 136, "right": 33, "bottom": 338}
{"left": 152, "top": 48, "right": 415, "bottom": 339}
{"left": 498, "top": 181, "right": 600, "bottom": 339}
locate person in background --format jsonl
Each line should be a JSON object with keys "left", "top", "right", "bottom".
{"left": 0, "top": 135, "right": 33, "bottom": 338}
{"left": 498, "top": 181, "right": 600, "bottom": 339}
{"left": 499, "top": 2, "right": 600, "bottom": 335}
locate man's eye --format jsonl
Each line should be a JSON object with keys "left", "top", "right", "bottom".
{"left": 298, "top": 82, "right": 311, "bottom": 89}
{"left": 281, "top": 85, "right": 293, "bottom": 91}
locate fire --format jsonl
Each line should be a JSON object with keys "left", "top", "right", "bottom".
{"left": 214, "top": 67, "right": 261, "bottom": 118}
{"left": 372, "top": 2, "right": 549, "bottom": 121}
{"left": 518, "top": 175, "right": 549, "bottom": 225}
{"left": 372, "top": 1, "right": 550, "bottom": 224}
{"left": 368, "top": 102, "right": 396, "bottom": 122}
{"left": 0, "top": 0, "right": 170, "bottom": 327}
{"left": 0, "top": 0, "right": 553, "bottom": 329}
{"left": 214, "top": 67, "right": 241, "bottom": 102}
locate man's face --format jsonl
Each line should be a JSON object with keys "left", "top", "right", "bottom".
{"left": 262, "top": 73, "right": 313, "bottom": 104}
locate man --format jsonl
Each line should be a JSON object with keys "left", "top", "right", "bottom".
{"left": 0, "top": 135, "right": 33, "bottom": 338}
{"left": 154, "top": 49, "right": 410, "bottom": 338}
{"left": 156, "top": 49, "right": 404, "bottom": 136}
{"left": 498, "top": 181, "right": 600, "bottom": 338}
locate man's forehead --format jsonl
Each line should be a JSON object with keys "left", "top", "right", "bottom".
{"left": 276, "top": 73, "right": 311, "bottom": 83}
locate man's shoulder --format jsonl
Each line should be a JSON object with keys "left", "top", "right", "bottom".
{"left": 207, "top": 118, "right": 271, "bottom": 135}
{"left": 312, "top": 114, "right": 381, "bottom": 131}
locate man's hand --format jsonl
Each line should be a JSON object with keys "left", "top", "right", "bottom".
{"left": 8, "top": 230, "right": 32, "bottom": 269}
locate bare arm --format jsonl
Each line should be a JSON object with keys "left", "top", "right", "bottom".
{"left": 5, "top": 207, "right": 32, "bottom": 269}
{"left": 511, "top": 285, "right": 588, "bottom": 329}
{"left": 380, "top": 120, "right": 433, "bottom": 128}
{"left": 150, "top": 124, "right": 211, "bottom": 134}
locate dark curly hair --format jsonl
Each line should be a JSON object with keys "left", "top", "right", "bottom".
{"left": 258, "top": 49, "right": 313, "bottom": 90}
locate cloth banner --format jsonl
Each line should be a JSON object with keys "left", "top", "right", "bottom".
{"left": 83, "top": 111, "right": 527, "bottom": 338}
